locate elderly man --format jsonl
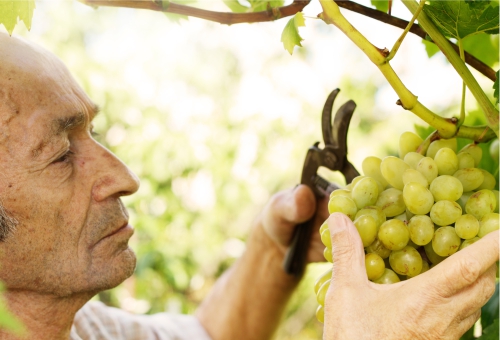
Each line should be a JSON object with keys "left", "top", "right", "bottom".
{"left": 0, "top": 32, "right": 498, "bottom": 340}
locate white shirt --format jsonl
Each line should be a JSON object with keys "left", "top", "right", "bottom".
{"left": 70, "top": 301, "right": 212, "bottom": 340}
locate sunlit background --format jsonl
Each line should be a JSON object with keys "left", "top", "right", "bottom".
{"left": 5, "top": 0, "right": 498, "bottom": 338}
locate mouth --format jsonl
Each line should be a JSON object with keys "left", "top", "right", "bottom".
{"left": 105, "top": 222, "right": 133, "bottom": 239}
{"left": 92, "top": 222, "right": 134, "bottom": 249}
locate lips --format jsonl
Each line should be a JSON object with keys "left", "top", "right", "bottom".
{"left": 104, "top": 222, "right": 133, "bottom": 239}
{"left": 91, "top": 222, "right": 134, "bottom": 249}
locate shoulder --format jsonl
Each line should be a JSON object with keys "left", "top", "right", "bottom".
{"left": 72, "top": 301, "right": 212, "bottom": 340}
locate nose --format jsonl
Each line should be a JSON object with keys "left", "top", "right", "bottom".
{"left": 91, "top": 143, "right": 140, "bottom": 202}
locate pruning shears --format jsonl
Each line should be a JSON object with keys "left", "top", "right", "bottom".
{"left": 283, "top": 88, "right": 360, "bottom": 277}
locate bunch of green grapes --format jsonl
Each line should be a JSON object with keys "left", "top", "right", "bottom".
{"left": 314, "top": 131, "right": 499, "bottom": 323}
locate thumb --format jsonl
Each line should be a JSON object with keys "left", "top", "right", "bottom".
{"left": 328, "top": 212, "right": 367, "bottom": 284}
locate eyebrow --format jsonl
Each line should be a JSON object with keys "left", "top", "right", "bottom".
{"left": 51, "top": 104, "right": 100, "bottom": 136}
{"left": 31, "top": 104, "right": 100, "bottom": 159}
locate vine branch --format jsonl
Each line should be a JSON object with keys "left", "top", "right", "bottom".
{"left": 79, "top": 0, "right": 311, "bottom": 25}
{"left": 79, "top": 0, "right": 496, "bottom": 82}
{"left": 318, "top": 0, "right": 496, "bottom": 143}
{"left": 334, "top": 0, "right": 496, "bottom": 82}
{"left": 402, "top": 0, "right": 498, "bottom": 137}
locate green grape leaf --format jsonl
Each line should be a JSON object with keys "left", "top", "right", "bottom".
{"left": 465, "top": 0, "right": 491, "bottom": 12}
{"left": 421, "top": 38, "right": 440, "bottom": 58}
{"left": 481, "top": 283, "right": 499, "bottom": 331}
{"left": 163, "top": 12, "right": 188, "bottom": 24}
{"left": 0, "top": 0, "right": 36, "bottom": 35}
{"left": 462, "top": 33, "right": 499, "bottom": 68}
{"left": 423, "top": 0, "right": 499, "bottom": 40}
{"left": 479, "top": 318, "right": 499, "bottom": 340}
{"left": 222, "top": 0, "right": 249, "bottom": 13}
{"left": 248, "top": 0, "right": 284, "bottom": 12}
{"left": 494, "top": 70, "right": 499, "bottom": 105}
{"left": 370, "top": 0, "right": 389, "bottom": 13}
{"left": 281, "top": 12, "right": 305, "bottom": 55}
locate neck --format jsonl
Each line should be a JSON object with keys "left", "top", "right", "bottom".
{"left": 0, "top": 290, "right": 92, "bottom": 340}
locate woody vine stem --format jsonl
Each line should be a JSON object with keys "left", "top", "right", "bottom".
{"left": 318, "top": 0, "right": 498, "bottom": 142}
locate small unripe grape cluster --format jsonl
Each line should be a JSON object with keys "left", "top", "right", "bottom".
{"left": 314, "top": 132, "right": 499, "bottom": 323}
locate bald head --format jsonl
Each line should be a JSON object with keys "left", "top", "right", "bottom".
{"left": 0, "top": 33, "right": 85, "bottom": 123}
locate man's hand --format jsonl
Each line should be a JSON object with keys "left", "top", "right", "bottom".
{"left": 324, "top": 213, "right": 499, "bottom": 340}
{"left": 196, "top": 185, "right": 329, "bottom": 340}
{"left": 260, "top": 184, "right": 330, "bottom": 263}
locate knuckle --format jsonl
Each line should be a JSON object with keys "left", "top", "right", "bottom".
{"left": 456, "top": 257, "right": 481, "bottom": 286}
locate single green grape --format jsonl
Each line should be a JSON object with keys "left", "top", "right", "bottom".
{"left": 365, "top": 238, "right": 391, "bottom": 259}
{"left": 404, "top": 152, "right": 425, "bottom": 169}
{"left": 434, "top": 147, "right": 458, "bottom": 176}
{"left": 402, "top": 169, "right": 428, "bottom": 187}
{"left": 314, "top": 268, "right": 332, "bottom": 294}
{"left": 430, "top": 200, "right": 462, "bottom": 226}
{"left": 362, "top": 156, "right": 389, "bottom": 188}
{"left": 454, "top": 214, "right": 480, "bottom": 239}
{"left": 319, "top": 221, "right": 329, "bottom": 235}
{"left": 432, "top": 226, "right": 461, "bottom": 257}
{"left": 329, "top": 189, "right": 352, "bottom": 200}
{"left": 373, "top": 268, "right": 400, "bottom": 284}
{"left": 429, "top": 175, "right": 463, "bottom": 202}
{"left": 408, "top": 215, "right": 434, "bottom": 245}
{"left": 493, "top": 190, "right": 499, "bottom": 213}
{"left": 457, "top": 152, "right": 475, "bottom": 170}
{"left": 389, "top": 246, "right": 423, "bottom": 277}
{"left": 427, "top": 139, "right": 457, "bottom": 159}
{"left": 399, "top": 131, "right": 423, "bottom": 159}
{"left": 477, "top": 169, "right": 497, "bottom": 191}
{"left": 365, "top": 252, "right": 385, "bottom": 281}
{"left": 458, "top": 143, "right": 482, "bottom": 167}
{"left": 459, "top": 237, "right": 480, "bottom": 250}
{"left": 354, "top": 215, "right": 378, "bottom": 247}
{"left": 323, "top": 247, "right": 333, "bottom": 263}
{"left": 320, "top": 228, "right": 332, "bottom": 249}
{"left": 355, "top": 206, "right": 386, "bottom": 229}
{"left": 352, "top": 177, "right": 379, "bottom": 209}
{"left": 457, "top": 191, "right": 474, "bottom": 211}
{"left": 416, "top": 157, "right": 438, "bottom": 185}
{"left": 465, "top": 189, "right": 496, "bottom": 220}
{"left": 453, "top": 168, "right": 484, "bottom": 192}
{"left": 378, "top": 219, "right": 410, "bottom": 251}
{"left": 407, "top": 259, "right": 430, "bottom": 278}
{"left": 403, "top": 182, "right": 434, "bottom": 215}
{"left": 489, "top": 139, "right": 499, "bottom": 163}
{"left": 380, "top": 156, "right": 410, "bottom": 190}
{"left": 316, "top": 305, "right": 324, "bottom": 323}
{"left": 478, "top": 213, "right": 500, "bottom": 237}
{"left": 328, "top": 195, "right": 357, "bottom": 220}
{"left": 316, "top": 279, "right": 330, "bottom": 306}
{"left": 424, "top": 241, "right": 446, "bottom": 265}
{"left": 375, "top": 188, "right": 406, "bottom": 217}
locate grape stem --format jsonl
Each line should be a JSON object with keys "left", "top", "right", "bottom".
{"left": 317, "top": 0, "right": 496, "bottom": 143}
{"left": 386, "top": 0, "right": 425, "bottom": 62}
{"left": 416, "top": 130, "right": 440, "bottom": 155}
{"left": 401, "top": 0, "right": 499, "bottom": 138}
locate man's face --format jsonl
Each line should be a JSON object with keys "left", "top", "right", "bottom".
{"left": 0, "top": 35, "right": 140, "bottom": 297}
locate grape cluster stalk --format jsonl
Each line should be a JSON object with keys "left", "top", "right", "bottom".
{"left": 314, "top": 131, "right": 499, "bottom": 323}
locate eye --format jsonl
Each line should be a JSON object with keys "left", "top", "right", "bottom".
{"left": 53, "top": 150, "right": 74, "bottom": 164}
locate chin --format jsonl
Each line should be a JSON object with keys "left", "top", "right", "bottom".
{"left": 83, "top": 247, "right": 137, "bottom": 294}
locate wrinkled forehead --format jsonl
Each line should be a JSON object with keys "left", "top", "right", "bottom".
{"left": 0, "top": 35, "right": 96, "bottom": 143}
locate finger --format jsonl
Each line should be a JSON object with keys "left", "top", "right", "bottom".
{"left": 262, "top": 185, "right": 316, "bottom": 246}
{"left": 450, "top": 309, "right": 480, "bottom": 340}
{"left": 447, "top": 264, "right": 497, "bottom": 321}
{"left": 421, "top": 230, "right": 499, "bottom": 298}
{"left": 263, "top": 185, "right": 316, "bottom": 226}
{"left": 328, "top": 212, "right": 366, "bottom": 284}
